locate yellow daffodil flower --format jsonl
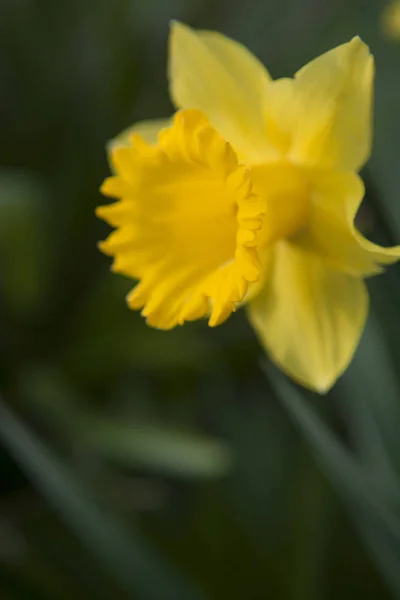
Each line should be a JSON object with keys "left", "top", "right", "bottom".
{"left": 382, "top": 0, "right": 400, "bottom": 39}
{"left": 97, "top": 22, "right": 400, "bottom": 393}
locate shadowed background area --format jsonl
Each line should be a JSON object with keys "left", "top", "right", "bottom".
{"left": 1, "top": 0, "right": 400, "bottom": 598}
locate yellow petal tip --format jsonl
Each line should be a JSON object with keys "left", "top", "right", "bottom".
{"left": 350, "top": 35, "right": 362, "bottom": 45}
{"left": 170, "top": 20, "right": 189, "bottom": 33}
{"left": 312, "top": 375, "right": 335, "bottom": 395}
{"left": 169, "top": 20, "right": 193, "bottom": 47}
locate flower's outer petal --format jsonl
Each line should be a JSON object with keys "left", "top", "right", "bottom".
{"left": 168, "top": 22, "right": 276, "bottom": 163}
{"left": 295, "top": 170, "right": 400, "bottom": 276}
{"left": 263, "top": 78, "right": 298, "bottom": 155}
{"left": 265, "top": 37, "right": 373, "bottom": 170}
{"left": 248, "top": 241, "right": 368, "bottom": 393}
{"left": 294, "top": 37, "right": 373, "bottom": 170}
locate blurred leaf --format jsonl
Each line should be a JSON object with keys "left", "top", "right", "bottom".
{"left": 0, "top": 567, "right": 49, "bottom": 600}
{"left": 0, "top": 169, "right": 52, "bottom": 319}
{"left": 16, "top": 365, "right": 231, "bottom": 480}
{"left": 81, "top": 418, "right": 232, "bottom": 479}
{"left": 198, "top": 376, "right": 334, "bottom": 600}
{"left": 62, "top": 272, "right": 221, "bottom": 382}
{"left": 16, "top": 365, "right": 85, "bottom": 425}
{"left": 266, "top": 351, "right": 400, "bottom": 598}
{"left": 336, "top": 299, "right": 400, "bottom": 493}
{"left": 0, "top": 400, "right": 206, "bottom": 600}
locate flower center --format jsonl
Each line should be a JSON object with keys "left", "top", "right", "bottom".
{"left": 97, "top": 109, "right": 265, "bottom": 329}
{"left": 251, "top": 162, "right": 310, "bottom": 248}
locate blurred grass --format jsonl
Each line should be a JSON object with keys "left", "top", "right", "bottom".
{"left": 1, "top": 0, "right": 400, "bottom": 598}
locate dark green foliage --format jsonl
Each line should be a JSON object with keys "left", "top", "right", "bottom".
{"left": 1, "top": 1, "right": 400, "bottom": 598}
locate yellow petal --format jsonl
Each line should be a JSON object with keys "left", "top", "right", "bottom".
{"left": 105, "top": 118, "right": 170, "bottom": 175}
{"left": 251, "top": 162, "right": 311, "bottom": 244}
{"left": 97, "top": 109, "right": 266, "bottom": 329}
{"left": 264, "top": 37, "right": 374, "bottom": 170}
{"left": 168, "top": 22, "right": 276, "bottom": 163}
{"left": 248, "top": 242, "right": 369, "bottom": 393}
{"left": 295, "top": 170, "right": 400, "bottom": 276}
{"left": 108, "top": 118, "right": 170, "bottom": 150}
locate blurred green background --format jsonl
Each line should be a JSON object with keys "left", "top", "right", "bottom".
{"left": 2, "top": 0, "right": 400, "bottom": 598}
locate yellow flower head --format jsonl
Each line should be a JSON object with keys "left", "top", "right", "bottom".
{"left": 97, "top": 23, "right": 400, "bottom": 393}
